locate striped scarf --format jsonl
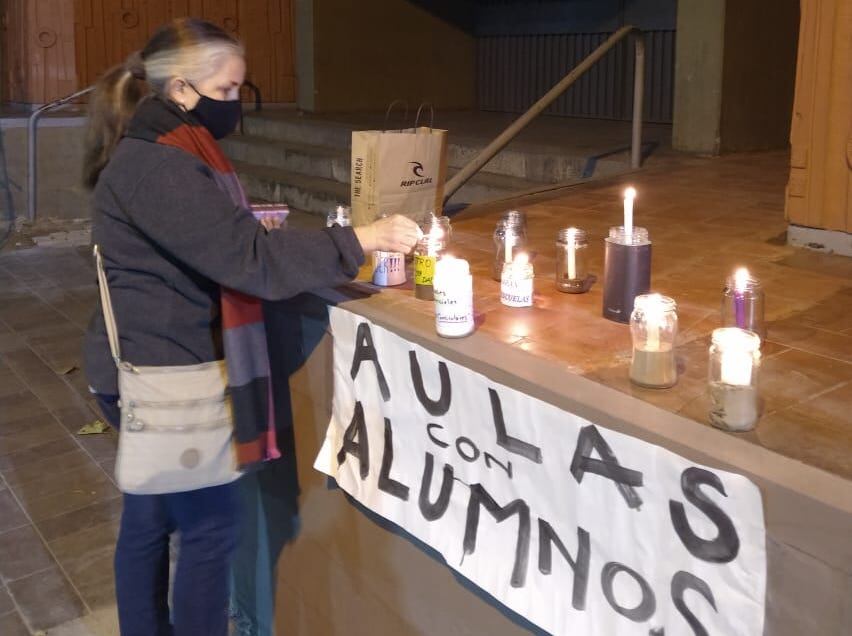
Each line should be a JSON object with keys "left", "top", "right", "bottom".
{"left": 126, "top": 95, "right": 280, "bottom": 468}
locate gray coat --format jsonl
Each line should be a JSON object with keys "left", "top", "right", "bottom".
{"left": 84, "top": 137, "right": 364, "bottom": 395}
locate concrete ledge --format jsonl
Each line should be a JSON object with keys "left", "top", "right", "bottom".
{"left": 788, "top": 224, "right": 852, "bottom": 257}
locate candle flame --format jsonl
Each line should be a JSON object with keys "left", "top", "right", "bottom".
{"left": 734, "top": 267, "right": 750, "bottom": 292}
{"left": 624, "top": 186, "right": 637, "bottom": 201}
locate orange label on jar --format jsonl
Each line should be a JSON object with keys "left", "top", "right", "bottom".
{"left": 414, "top": 254, "right": 436, "bottom": 286}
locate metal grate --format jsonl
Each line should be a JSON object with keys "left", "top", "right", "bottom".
{"left": 477, "top": 30, "right": 675, "bottom": 123}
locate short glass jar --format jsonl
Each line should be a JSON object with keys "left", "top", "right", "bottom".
{"left": 708, "top": 327, "right": 762, "bottom": 431}
{"left": 629, "top": 294, "right": 678, "bottom": 389}
{"left": 555, "top": 227, "right": 589, "bottom": 293}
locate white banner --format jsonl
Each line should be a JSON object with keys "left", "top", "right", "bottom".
{"left": 315, "top": 307, "right": 766, "bottom": 635}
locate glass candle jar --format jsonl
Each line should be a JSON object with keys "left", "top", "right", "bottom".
{"left": 414, "top": 216, "right": 451, "bottom": 300}
{"left": 326, "top": 205, "right": 352, "bottom": 228}
{"left": 372, "top": 251, "right": 405, "bottom": 286}
{"left": 555, "top": 227, "right": 589, "bottom": 293}
{"left": 492, "top": 211, "right": 528, "bottom": 280}
{"left": 433, "top": 256, "right": 475, "bottom": 338}
{"left": 708, "top": 327, "right": 762, "bottom": 431}
{"left": 629, "top": 294, "right": 678, "bottom": 389}
{"left": 500, "top": 253, "right": 534, "bottom": 307}
{"left": 721, "top": 268, "right": 765, "bottom": 342}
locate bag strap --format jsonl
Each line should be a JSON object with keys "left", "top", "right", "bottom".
{"left": 93, "top": 245, "right": 122, "bottom": 365}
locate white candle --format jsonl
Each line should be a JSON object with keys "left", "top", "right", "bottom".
{"left": 433, "top": 256, "right": 474, "bottom": 337}
{"left": 427, "top": 222, "right": 443, "bottom": 257}
{"left": 623, "top": 187, "right": 637, "bottom": 241}
{"left": 504, "top": 228, "right": 515, "bottom": 264}
{"left": 645, "top": 303, "right": 661, "bottom": 352}
{"left": 566, "top": 227, "right": 577, "bottom": 280}
{"left": 720, "top": 349, "right": 753, "bottom": 386}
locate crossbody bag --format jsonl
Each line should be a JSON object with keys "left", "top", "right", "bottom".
{"left": 94, "top": 245, "right": 240, "bottom": 494}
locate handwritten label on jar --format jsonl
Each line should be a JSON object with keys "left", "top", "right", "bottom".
{"left": 500, "top": 276, "right": 534, "bottom": 307}
{"left": 414, "top": 254, "right": 436, "bottom": 286}
{"left": 373, "top": 252, "right": 405, "bottom": 286}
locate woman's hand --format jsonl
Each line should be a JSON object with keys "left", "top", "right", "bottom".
{"left": 354, "top": 215, "right": 420, "bottom": 254}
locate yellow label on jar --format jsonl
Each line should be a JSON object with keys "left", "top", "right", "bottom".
{"left": 414, "top": 254, "right": 436, "bottom": 286}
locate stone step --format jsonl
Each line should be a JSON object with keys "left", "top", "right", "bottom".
{"left": 239, "top": 114, "right": 628, "bottom": 184}
{"left": 231, "top": 158, "right": 550, "bottom": 215}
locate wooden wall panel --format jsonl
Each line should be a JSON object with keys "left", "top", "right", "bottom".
{"left": 72, "top": 0, "right": 295, "bottom": 103}
{"left": 786, "top": 0, "right": 852, "bottom": 232}
{"left": 1, "top": 0, "right": 77, "bottom": 103}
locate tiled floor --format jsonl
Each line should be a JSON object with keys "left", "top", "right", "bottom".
{"left": 0, "top": 245, "right": 120, "bottom": 635}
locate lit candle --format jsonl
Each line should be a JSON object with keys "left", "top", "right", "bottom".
{"left": 433, "top": 255, "right": 475, "bottom": 338}
{"left": 501, "top": 252, "right": 534, "bottom": 307}
{"left": 566, "top": 227, "right": 577, "bottom": 280}
{"left": 733, "top": 267, "right": 749, "bottom": 329}
{"left": 645, "top": 301, "right": 661, "bottom": 352}
{"left": 623, "top": 187, "right": 637, "bottom": 241}
{"left": 629, "top": 293, "right": 677, "bottom": 389}
{"left": 709, "top": 328, "right": 761, "bottom": 431}
{"left": 504, "top": 228, "right": 515, "bottom": 264}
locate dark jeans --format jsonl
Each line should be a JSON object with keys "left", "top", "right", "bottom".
{"left": 96, "top": 394, "right": 239, "bottom": 636}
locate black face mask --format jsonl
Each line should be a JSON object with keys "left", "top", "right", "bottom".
{"left": 187, "top": 83, "right": 241, "bottom": 139}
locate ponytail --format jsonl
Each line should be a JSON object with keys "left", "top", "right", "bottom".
{"left": 82, "top": 61, "right": 148, "bottom": 189}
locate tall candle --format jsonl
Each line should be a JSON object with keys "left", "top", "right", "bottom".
{"left": 566, "top": 227, "right": 577, "bottom": 280}
{"left": 733, "top": 267, "right": 749, "bottom": 329}
{"left": 623, "top": 187, "right": 637, "bottom": 241}
{"left": 504, "top": 229, "right": 515, "bottom": 264}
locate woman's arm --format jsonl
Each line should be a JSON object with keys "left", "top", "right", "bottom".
{"left": 120, "top": 154, "right": 366, "bottom": 301}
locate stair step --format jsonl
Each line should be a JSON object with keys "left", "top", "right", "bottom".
{"left": 239, "top": 114, "right": 629, "bottom": 183}
{"left": 232, "top": 161, "right": 349, "bottom": 215}
{"left": 222, "top": 135, "right": 350, "bottom": 183}
{"left": 231, "top": 157, "right": 552, "bottom": 215}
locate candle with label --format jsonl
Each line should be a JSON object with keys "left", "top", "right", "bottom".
{"left": 372, "top": 251, "right": 406, "bottom": 286}
{"left": 414, "top": 216, "right": 451, "bottom": 300}
{"left": 629, "top": 294, "right": 678, "bottom": 388}
{"left": 433, "top": 256, "right": 475, "bottom": 338}
{"left": 501, "top": 252, "right": 534, "bottom": 308}
{"left": 708, "top": 327, "right": 761, "bottom": 431}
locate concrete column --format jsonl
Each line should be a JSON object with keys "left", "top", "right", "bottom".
{"left": 673, "top": 0, "right": 799, "bottom": 155}
{"left": 672, "top": 0, "right": 726, "bottom": 154}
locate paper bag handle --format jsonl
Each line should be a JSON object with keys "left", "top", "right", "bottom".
{"left": 415, "top": 102, "right": 435, "bottom": 130}
{"left": 384, "top": 100, "right": 409, "bottom": 131}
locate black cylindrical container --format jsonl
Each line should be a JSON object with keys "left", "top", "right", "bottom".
{"left": 603, "top": 227, "right": 652, "bottom": 323}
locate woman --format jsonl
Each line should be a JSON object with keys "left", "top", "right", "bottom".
{"left": 82, "top": 18, "right": 418, "bottom": 636}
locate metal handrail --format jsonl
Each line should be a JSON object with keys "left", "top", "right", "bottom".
{"left": 27, "top": 81, "right": 264, "bottom": 221}
{"left": 444, "top": 25, "right": 645, "bottom": 202}
{"left": 26, "top": 86, "right": 94, "bottom": 221}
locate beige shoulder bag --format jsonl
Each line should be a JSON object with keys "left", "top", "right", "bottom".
{"left": 94, "top": 245, "right": 240, "bottom": 494}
